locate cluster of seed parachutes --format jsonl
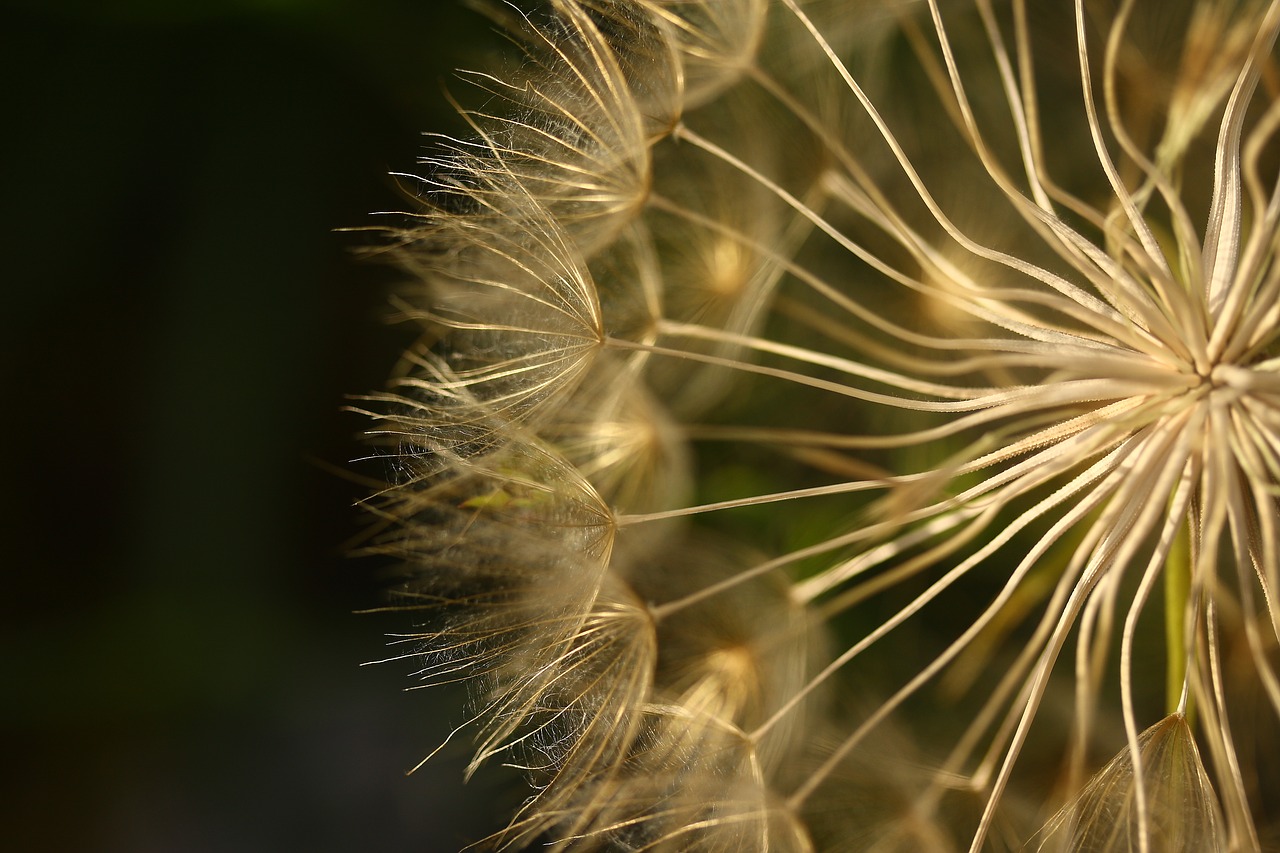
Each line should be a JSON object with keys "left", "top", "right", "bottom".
{"left": 358, "top": 2, "right": 838, "bottom": 849}
{"left": 357, "top": 1, "right": 1280, "bottom": 850}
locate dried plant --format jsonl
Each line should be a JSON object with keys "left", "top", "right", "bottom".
{"left": 358, "top": 0, "right": 1280, "bottom": 850}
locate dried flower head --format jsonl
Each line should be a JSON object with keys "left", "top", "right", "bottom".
{"left": 360, "top": 0, "right": 1280, "bottom": 849}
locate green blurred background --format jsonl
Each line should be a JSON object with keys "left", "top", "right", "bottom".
{"left": 1, "top": 1, "right": 524, "bottom": 849}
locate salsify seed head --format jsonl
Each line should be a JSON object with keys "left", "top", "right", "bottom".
{"left": 358, "top": 0, "right": 1280, "bottom": 850}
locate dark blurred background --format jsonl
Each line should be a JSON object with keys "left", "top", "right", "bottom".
{"left": 1, "top": 1, "right": 524, "bottom": 850}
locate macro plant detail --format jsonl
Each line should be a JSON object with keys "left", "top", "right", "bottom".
{"left": 357, "top": 0, "right": 1280, "bottom": 850}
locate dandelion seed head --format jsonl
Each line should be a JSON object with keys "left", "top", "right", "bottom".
{"left": 359, "top": 0, "right": 1280, "bottom": 848}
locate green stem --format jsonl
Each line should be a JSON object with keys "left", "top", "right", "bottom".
{"left": 1164, "top": 520, "right": 1191, "bottom": 717}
